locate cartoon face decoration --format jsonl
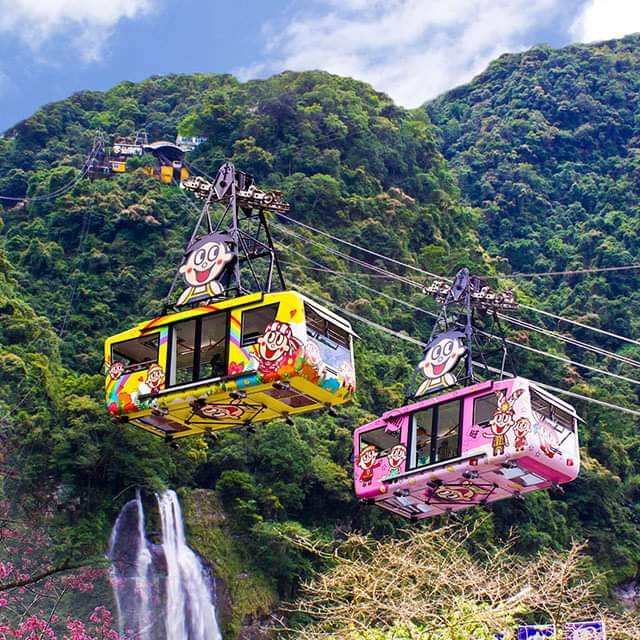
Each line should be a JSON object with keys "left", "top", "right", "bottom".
{"left": 255, "top": 321, "right": 302, "bottom": 372}
{"left": 388, "top": 445, "right": 407, "bottom": 471}
{"left": 145, "top": 363, "right": 165, "bottom": 393}
{"left": 415, "top": 330, "right": 466, "bottom": 396}
{"left": 180, "top": 234, "right": 233, "bottom": 288}
{"left": 194, "top": 402, "right": 245, "bottom": 420}
{"left": 483, "top": 388, "right": 524, "bottom": 457}
{"left": 358, "top": 445, "right": 378, "bottom": 471}
{"left": 357, "top": 444, "right": 379, "bottom": 486}
{"left": 513, "top": 418, "right": 531, "bottom": 451}
{"left": 177, "top": 233, "right": 234, "bottom": 305}
{"left": 488, "top": 389, "right": 524, "bottom": 436}
{"left": 108, "top": 361, "right": 124, "bottom": 380}
{"left": 419, "top": 331, "right": 466, "bottom": 380}
{"left": 432, "top": 481, "right": 491, "bottom": 503}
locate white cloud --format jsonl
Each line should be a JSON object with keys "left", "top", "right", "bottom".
{"left": 0, "top": 0, "right": 155, "bottom": 62}
{"left": 570, "top": 0, "right": 640, "bottom": 43}
{"left": 241, "top": 0, "right": 567, "bottom": 107}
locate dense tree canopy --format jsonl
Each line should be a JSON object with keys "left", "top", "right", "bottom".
{"left": 0, "top": 49, "right": 639, "bottom": 635}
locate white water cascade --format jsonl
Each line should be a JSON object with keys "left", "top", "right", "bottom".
{"left": 158, "top": 490, "right": 222, "bottom": 640}
{"left": 109, "top": 489, "right": 221, "bottom": 640}
{"left": 108, "top": 491, "right": 154, "bottom": 639}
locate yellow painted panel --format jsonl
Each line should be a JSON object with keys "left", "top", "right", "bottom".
{"left": 160, "top": 166, "right": 173, "bottom": 183}
{"left": 111, "top": 161, "right": 126, "bottom": 173}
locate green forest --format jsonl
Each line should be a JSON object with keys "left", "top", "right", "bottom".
{"left": 1, "top": 35, "right": 639, "bottom": 639}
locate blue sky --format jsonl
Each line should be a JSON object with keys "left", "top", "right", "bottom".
{"left": 1, "top": 0, "right": 640, "bottom": 132}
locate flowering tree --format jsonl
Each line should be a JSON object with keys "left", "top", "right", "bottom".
{"left": 0, "top": 497, "right": 120, "bottom": 640}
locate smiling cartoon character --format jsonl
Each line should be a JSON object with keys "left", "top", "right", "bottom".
{"left": 194, "top": 402, "right": 245, "bottom": 421}
{"left": 177, "top": 233, "right": 234, "bottom": 306}
{"left": 432, "top": 481, "right": 491, "bottom": 502}
{"left": 108, "top": 361, "right": 124, "bottom": 381}
{"left": 387, "top": 444, "right": 407, "bottom": 478}
{"left": 513, "top": 417, "right": 531, "bottom": 452}
{"left": 137, "top": 363, "right": 165, "bottom": 396}
{"left": 416, "top": 330, "right": 466, "bottom": 396}
{"left": 254, "top": 321, "right": 302, "bottom": 377}
{"left": 357, "top": 445, "right": 380, "bottom": 486}
{"left": 483, "top": 388, "right": 524, "bottom": 456}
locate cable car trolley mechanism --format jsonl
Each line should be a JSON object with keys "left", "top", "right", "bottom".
{"left": 354, "top": 269, "right": 580, "bottom": 521}
{"left": 104, "top": 163, "right": 356, "bottom": 440}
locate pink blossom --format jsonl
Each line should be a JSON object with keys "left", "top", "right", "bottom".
{"left": 0, "top": 562, "right": 14, "bottom": 579}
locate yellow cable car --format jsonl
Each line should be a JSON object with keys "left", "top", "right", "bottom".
{"left": 110, "top": 160, "right": 127, "bottom": 173}
{"left": 105, "top": 291, "right": 356, "bottom": 439}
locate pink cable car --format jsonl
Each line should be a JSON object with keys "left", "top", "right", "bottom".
{"left": 354, "top": 269, "right": 581, "bottom": 521}
{"left": 354, "top": 377, "right": 580, "bottom": 520}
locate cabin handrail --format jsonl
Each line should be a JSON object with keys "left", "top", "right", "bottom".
{"left": 138, "top": 369, "right": 258, "bottom": 400}
{"left": 381, "top": 452, "right": 488, "bottom": 483}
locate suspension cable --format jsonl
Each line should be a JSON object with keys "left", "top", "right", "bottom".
{"left": 273, "top": 223, "right": 640, "bottom": 376}
{"left": 273, "top": 212, "right": 640, "bottom": 348}
{"left": 274, "top": 240, "right": 640, "bottom": 387}
{"left": 294, "top": 287, "right": 640, "bottom": 418}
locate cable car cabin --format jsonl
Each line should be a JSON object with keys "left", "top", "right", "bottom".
{"left": 354, "top": 378, "right": 580, "bottom": 521}
{"left": 104, "top": 291, "right": 356, "bottom": 439}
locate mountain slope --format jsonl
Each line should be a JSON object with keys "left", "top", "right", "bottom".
{"left": 1, "top": 59, "right": 639, "bottom": 633}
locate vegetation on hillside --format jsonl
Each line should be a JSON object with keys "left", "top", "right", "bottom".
{"left": 0, "top": 46, "right": 639, "bottom": 635}
{"left": 427, "top": 35, "right": 640, "bottom": 583}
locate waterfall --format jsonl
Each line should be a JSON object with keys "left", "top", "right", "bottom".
{"left": 108, "top": 491, "right": 154, "bottom": 639}
{"left": 109, "top": 489, "right": 221, "bottom": 640}
{"left": 158, "top": 490, "right": 221, "bottom": 640}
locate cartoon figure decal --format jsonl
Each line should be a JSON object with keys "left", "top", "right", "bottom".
{"left": 386, "top": 444, "right": 407, "bottom": 478}
{"left": 177, "top": 233, "right": 234, "bottom": 306}
{"left": 431, "top": 481, "right": 492, "bottom": 503}
{"left": 108, "top": 361, "right": 124, "bottom": 380}
{"left": 416, "top": 330, "right": 466, "bottom": 396}
{"left": 303, "top": 340, "right": 326, "bottom": 377}
{"left": 193, "top": 402, "right": 245, "bottom": 421}
{"left": 138, "top": 363, "right": 165, "bottom": 396}
{"left": 357, "top": 445, "right": 380, "bottom": 486}
{"left": 254, "top": 321, "right": 302, "bottom": 379}
{"left": 513, "top": 418, "right": 531, "bottom": 452}
{"left": 537, "top": 422, "right": 560, "bottom": 459}
{"left": 483, "top": 388, "right": 524, "bottom": 456}
{"left": 339, "top": 362, "right": 356, "bottom": 393}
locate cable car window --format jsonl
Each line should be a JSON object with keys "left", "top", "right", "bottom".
{"left": 411, "top": 400, "right": 461, "bottom": 468}
{"left": 436, "top": 401, "right": 460, "bottom": 462}
{"left": 241, "top": 304, "right": 279, "bottom": 346}
{"left": 473, "top": 394, "right": 498, "bottom": 426}
{"left": 304, "top": 303, "right": 351, "bottom": 373}
{"left": 359, "top": 426, "right": 400, "bottom": 458}
{"left": 531, "top": 389, "right": 575, "bottom": 432}
{"left": 413, "top": 408, "right": 433, "bottom": 467}
{"left": 199, "top": 314, "right": 228, "bottom": 380}
{"left": 171, "top": 319, "right": 197, "bottom": 386}
{"left": 111, "top": 335, "right": 159, "bottom": 372}
{"left": 168, "top": 312, "right": 229, "bottom": 387}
